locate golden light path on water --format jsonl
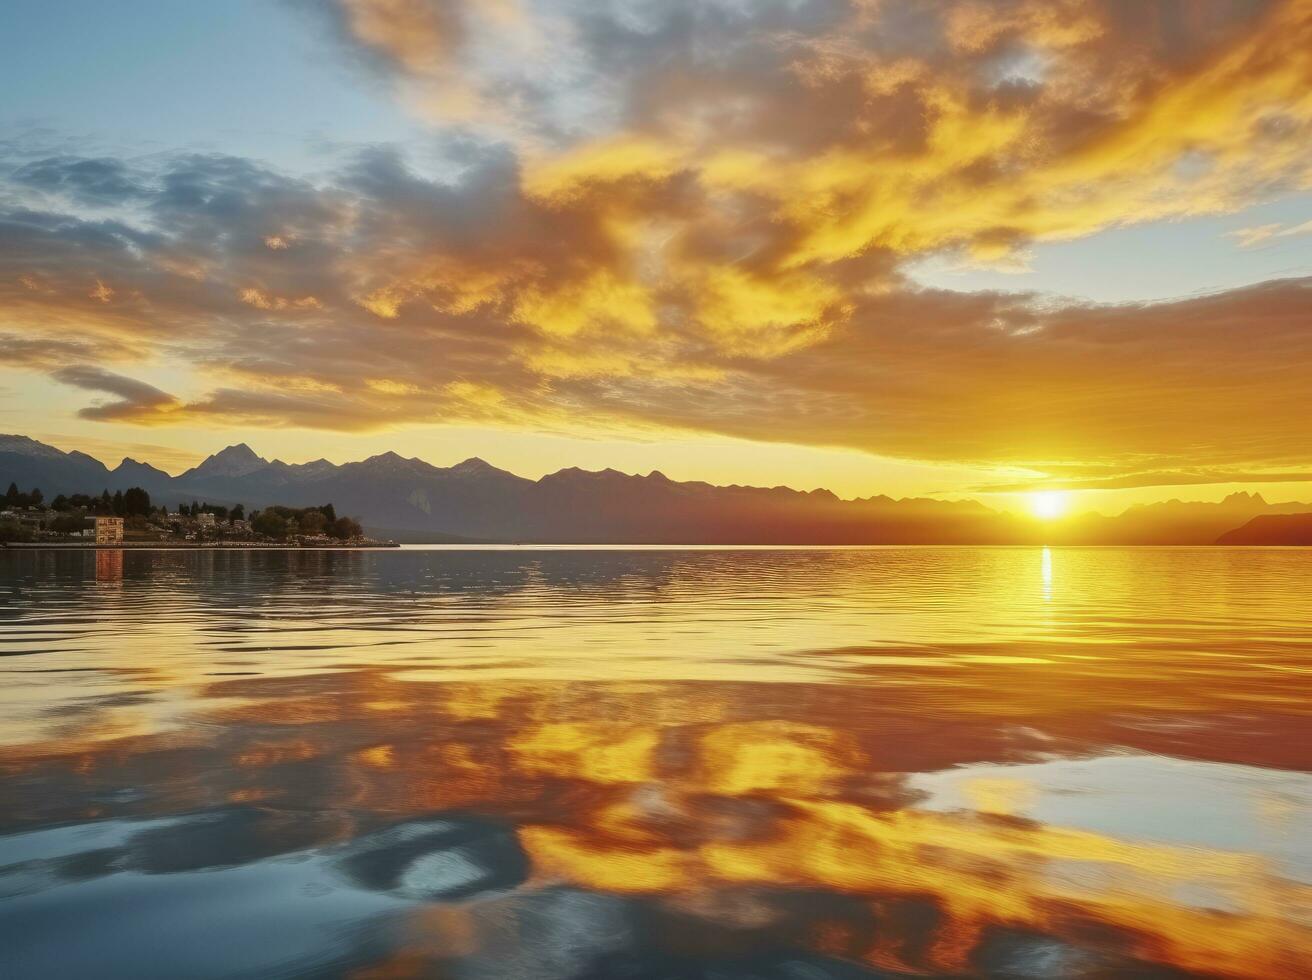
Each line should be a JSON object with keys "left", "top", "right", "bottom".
{"left": 0, "top": 546, "right": 1309, "bottom": 979}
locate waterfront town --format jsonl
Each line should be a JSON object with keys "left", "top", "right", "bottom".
{"left": 0, "top": 483, "right": 389, "bottom": 547}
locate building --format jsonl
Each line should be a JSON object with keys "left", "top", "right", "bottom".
{"left": 95, "top": 516, "right": 124, "bottom": 544}
{"left": 196, "top": 512, "right": 217, "bottom": 528}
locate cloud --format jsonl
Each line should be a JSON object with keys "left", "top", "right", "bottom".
{"left": 2, "top": 1, "right": 1312, "bottom": 488}
{"left": 51, "top": 367, "right": 181, "bottom": 421}
{"left": 1228, "top": 216, "right": 1312, "bottom": 247}
{"left": 4, "top": 144, "right": 1311, "bottom": 477}
{"left": 307, "top": 0, "right": 1312, "bottom": 263}
{"left": 10, "top": 156, "right": 147, "bottom": 206}
{"left": 618, "top": 276, "right": 1312, "bottom": 477}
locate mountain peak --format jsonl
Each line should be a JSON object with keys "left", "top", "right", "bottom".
{"left": 186, "top": 443, "right": 270, "bottom": 479}
{"left": 1222, "top": 490, "right": 1265, "bottom": 505}
{"left": 356, "top": 451, "right": 439, "bottom": 475}
{"left": 114, "top": 456, "right": 167, "bottom": 472}
{"left": 214, "top": 443, "right": 260, "bottom": 461}
{"left": 449, "top": 456, "right": 517, "bottom": 478}
{"left": 0, "top": 434, "right": 68, "bottom": 459}
{"left": 0, "top": 435, "right": 60, "bottom": 453}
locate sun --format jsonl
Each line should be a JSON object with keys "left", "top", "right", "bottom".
{"left": 1030, "top": 491, "right": 1069, "bottom": 521}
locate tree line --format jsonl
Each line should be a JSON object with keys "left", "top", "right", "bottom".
{"left": 249, "top": 504, "right": 362, "bottom": 540}
{"left": 4, "top": 483, "right": 45, "bottom": 509}
{"left": 3, "top": 483, "right": 364, "bottom": 541}
{"left": 47, "top": 487, "right": 154, "bottom": 516}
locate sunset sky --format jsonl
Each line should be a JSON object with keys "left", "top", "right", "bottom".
{"left": 2, "top": 0, "right": 1311, "bottom": 512}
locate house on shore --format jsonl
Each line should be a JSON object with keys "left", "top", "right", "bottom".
{"left": 95, "top": 516, "right": 124, "bottom": 544}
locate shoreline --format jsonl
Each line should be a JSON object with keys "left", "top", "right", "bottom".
{"left": 3, "top": 541, "right": 1308, "bottom": 551}
{"left": 1, "top": 541, "right": 399, "bottom": 550}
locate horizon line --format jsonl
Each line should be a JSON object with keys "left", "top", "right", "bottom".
{"left": 6, "top": 431, "right": 1312, "bottom": 518}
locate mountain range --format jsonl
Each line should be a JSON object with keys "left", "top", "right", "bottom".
{"left": 3, "top": 434, "right": 1310, "bottom": 544}
{"left": 1216, "top": 513, "right": 1312, "bottom": 546}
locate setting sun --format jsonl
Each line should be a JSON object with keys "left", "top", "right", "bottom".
{"left": 1030, "top": 491, "right": 1069, "bottom": 521}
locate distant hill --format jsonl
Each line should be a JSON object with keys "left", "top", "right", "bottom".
{"left": 1215, "top": 513, "right": 1312, "bottom": 545}
{"left": 1043, "top": 492, "right": 1312, "bottom": 546}
{"left": 3, "top": 433, "right": 1309, "bottom": 544}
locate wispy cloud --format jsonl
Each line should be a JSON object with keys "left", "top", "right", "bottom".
{"left": 1228, "top": 217, "right": 1312, "bottom": 248}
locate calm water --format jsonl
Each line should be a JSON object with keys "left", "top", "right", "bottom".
{"left": 0, "top": 546, "right": 1308, "bottom": 979}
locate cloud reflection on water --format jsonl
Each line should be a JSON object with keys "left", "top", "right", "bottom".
{"left": 0, "top": 547, "right": 1309, "bottom": 977}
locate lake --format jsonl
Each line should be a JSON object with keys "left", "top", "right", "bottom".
{"left": 0, "top": 546, "right": 1308, "bottom": 978}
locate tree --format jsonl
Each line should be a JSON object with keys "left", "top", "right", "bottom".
{"left": 52, "top": 494, "right": 69, "bottom": 511}
{"left": 329, "top": 516, "right": 363, "bottom": 540}
{"left": 100, "top": 490, "right": 112, "bottom": 513}
{"left": 231, "top": 504, "right": 245, "bottom": 521}
{"left": 299, "top": 510, "right": 326, "bottom": 536}
{"left": 252, "top": 511, "right": 288, "bottom": 539}
{"left": 4, "top": 482, "right": 18, "bottom": 505}
{"left": 320, "top": 503, "right": 337, "bottom": 523}
{"left": 0, "top": 518, "right": 33, "bottom": 542}
{"left": 111, "top": 489, "right": 125, "bottom": 515}
{"left": 123, "top": 487, "right": 151, "bottom": 516}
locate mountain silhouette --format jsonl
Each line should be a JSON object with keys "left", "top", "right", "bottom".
{"left": 1215, "top": 513, "right": 1312, "bottom": 545}
{"left": 1036, "top": 491, "right": 1312, "bottom": 545}
{"left": 3, "top": 434, "right": 1310, "bottom": 544}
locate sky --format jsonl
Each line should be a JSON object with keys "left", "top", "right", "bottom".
{"left": 2, "top": 0, "right": 1311, "bottom": 513}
